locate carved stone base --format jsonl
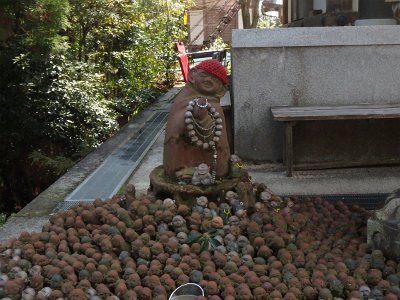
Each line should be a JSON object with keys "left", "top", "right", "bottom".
{"left": 149, "top": 165, "right": 255, "bottom": 210}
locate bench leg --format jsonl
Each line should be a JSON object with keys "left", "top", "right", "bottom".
{"left": 285, "top": 122, "right": 295, "bottom": 177}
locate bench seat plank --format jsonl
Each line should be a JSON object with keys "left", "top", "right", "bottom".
{"left": 271, "top": 103, "right": 400, "bottom": 121}
{"left": 271, "top": 103, "right": 400, "bottom": 177}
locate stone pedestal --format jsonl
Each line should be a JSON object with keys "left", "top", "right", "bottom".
{"left": 149, "top": 165, "right": 255, "bottom": 210}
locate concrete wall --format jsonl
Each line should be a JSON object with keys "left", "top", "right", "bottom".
{"left": 232, "top": 26, "right": 400, "bottom": 164}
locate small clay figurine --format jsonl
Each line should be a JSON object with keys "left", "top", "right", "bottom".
{"left": 224, "top": 233, "right": 236, "bottom": 245}
{"left": 233, "top": 202, "right": 246, "bottom": 218}
{"left": 22, "top": 287, "right": 35, "bottom": 300}
{"left": 229, "top": 154, "right": 243, "bottom": 178}
{"left": 237, "top": 235, "right": 250, "bottom": 249}
{"left": 219, "top": 202, "right": 232, "bottom": 225}
{"left": 242, "top": 244, "right": 255, "bottom": 256}
{"left": 157, "top": 222, "right": 169, "bottom": 233}
{"left": 226, "top": 241, "right": 239, "bottom": 253}
{"left": 192, "top": 196, "right": 208, "bottom": 214}
{"left": 259, "top": 190, "right": 272, "bottom": 204}
{"left": 254, "top": 202, "right": 263, "bottom": 212}
{"left": 176, "top": 232, "right": 188, "bottom": 244}
{"left": 225, "top": 190, "right": 246, "bottom": 216}
{"left": 162, "top": 198, "right": 176, "bottom": 210}
{"left": 242, "top": 254, "right": 254, "bottom": 268}
{"left": 225, "top": 190, "right": 239, "bottom": 204}
{"left": 203, "top": 207, "right": 217, "bottom": 220}
{"left": 228, "top": 215, "right": 240, "bottom": 227}
{"left": 269, "top": 197, "right": 283, "bottom": 211}
{"left": 211, "top": 216, "right": 224, "bottom": 229}
{"left": 171, "top": 215, "right": 188, "bottom": 234}
{"left": 191, "top": 163, "right": 213, "bottom": 185}
{"left": 201, "top": 219, "right": 212, "bottom": 231}
{"left": 282, "top": 199, "right": 294, "bottom": 214}
{"left": 359, "top": 285, "right": 371, "bottom": 299}
{"left": 189, "top": 212, "right": 202, "bottom": 231}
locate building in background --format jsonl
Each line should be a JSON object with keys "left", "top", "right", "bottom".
{"left": 185, "top": 0, "right": 398, "bottom": 51}
{"left": 187, "top": 0, "right": 241, "bottom": 51}
{"left": 283, "top": 0, "right": 397, "bottom": 27}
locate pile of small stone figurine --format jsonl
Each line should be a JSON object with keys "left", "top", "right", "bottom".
{"left": 0, "top": 183, "right": 399, "bottom": 300}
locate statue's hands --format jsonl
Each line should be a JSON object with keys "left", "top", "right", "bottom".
{"left": 193, "top": 104, "right": 209, "bottom": 119}
{"left": 192, "top": 98, "right": 210, "bottom": 119}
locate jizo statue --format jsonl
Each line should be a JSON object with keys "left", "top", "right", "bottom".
{"left": 163, "top": 59, "right": 230, "bottom": 183}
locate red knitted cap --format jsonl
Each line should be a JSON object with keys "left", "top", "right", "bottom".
{"left": 195, "top": 59, "right": 228, "bottom": 86}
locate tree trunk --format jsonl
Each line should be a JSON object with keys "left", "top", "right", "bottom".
{"left": 251, "top": 0, "right": 261, "bottom": 28}
{"left": 240, "top": 0, "right": 261, "bottom": 29}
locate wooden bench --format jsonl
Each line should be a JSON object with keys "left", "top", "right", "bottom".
{"left": 271, "top": 103, "right": 400, "bottom": 177}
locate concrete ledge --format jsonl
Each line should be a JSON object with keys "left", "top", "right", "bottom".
{"left": 232, "top": 26, "right": 400, "bottom": 48}
{"left": 248, "top": 164, "right": 400, "bottom": 196}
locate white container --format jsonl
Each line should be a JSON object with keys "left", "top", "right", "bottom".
{"left": 169, "top": 283, "right": 204, "bottom": 300}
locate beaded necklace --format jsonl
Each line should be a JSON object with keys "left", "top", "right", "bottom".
{"left": 184, "top": 98, "right": 223, "bottom": 183}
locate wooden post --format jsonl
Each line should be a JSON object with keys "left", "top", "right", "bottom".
{"left": 285, "top": 122, "right": 295, "bottom": 177}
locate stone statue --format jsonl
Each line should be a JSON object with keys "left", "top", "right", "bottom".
{"left": 191, "top": 163, "right": 212, "bottom": 185}
{"left": 171, "top": 215, "right": 188, "bottom": 234}
{"left": 367, "top": 188, "right": 400, "bottom": 261}
{"left": 163, "top": 59, "right": 230, "bottom": 182}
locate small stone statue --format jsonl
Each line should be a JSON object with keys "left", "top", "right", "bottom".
{"left": 192, "top": 196, "right": 208, "bottom": 214}
{"left": 202, "top": 207, "right": 216, "bottom": 220}
{"left": 219, "top": 202, "right": 232, "bottom": 225}
{"left": 229, "top": 154, "right": 243, "bottom": 178}
{"left": 189, "top": 212, "right": 202, "bottom": 231}
{"left": 259, "top": 190, "right": 272, "bottom": 204}
{"left": 237, "top": 235, "right": 250, "bottom": 249}
{"left": 171, "top": 215, "right": 188, "bottom": 234}
{"left": 225, "top": 191, "right": 246, "bottom": 217}
{"left": 367, "top": 188, "right": 400, "bottom": 260}
{"left": 359, "top": 285, "right": 371, "bottom": 299}
{"left": 176, "top": 232, "right": 188, "bottom": 244}
{"left": 282, "top": 199, "right": 295, "bottom": 214}
{"left": 228, "top": 215, "right": 240, "bottom": 226}
{"left": 162, "top": 198, "right": 176, "bottom": 210}
{"left": 191, "top": 163, "right": 212, "bottom": 185}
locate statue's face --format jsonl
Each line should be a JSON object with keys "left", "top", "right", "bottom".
{"left": 172, "top": 216, "right": 185, "bottom": 227}
{"left": 192, "top": 69, "right": 224, "bottom": 95}
{"left": 197, "top": 163, "right": 210, "bottom": 174}
{"left": 196, "top": 196, "right": 208, "bottom": 206}
{"left": 176, "top": 232, "right": 187, "bottom": 243}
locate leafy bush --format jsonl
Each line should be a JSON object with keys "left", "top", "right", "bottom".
{"left": 0, "top": 0, "right": 190, "bottom": 214}
{"left": 43, "top": 55, "right": 118, "bottom": 155}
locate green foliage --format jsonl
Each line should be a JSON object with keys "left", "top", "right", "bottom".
{"left": 0, "top": 0, "right": 73, "bottom": 212}
{"left": 30, "top": 150, "right": 75, "bottom": 176}
{"left": 0, "top": 0, "right": 189, "bottom": 214}
{"left": 257, "top": 15, "right": 281, "bottom": 28}
{"left": 207, "top": 36, "right": 229, "bottom": 51}
{"left": 110, "top": 89, "right": 160, "bottom": 117}
{"left": 67, "top": 0, "right": 188, "bottom": 92}
{"left": 44, "top": 55, "right": 118, "bottom": 153}
{"left": 186, "top": 229, "right": 222, "bottom": 252}
{"left": 0, "top": 0, "right": 70, "bottom": 55}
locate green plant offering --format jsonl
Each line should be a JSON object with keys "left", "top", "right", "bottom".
{"left": 186, "top": 229, "right": 221, "bottom": 252}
